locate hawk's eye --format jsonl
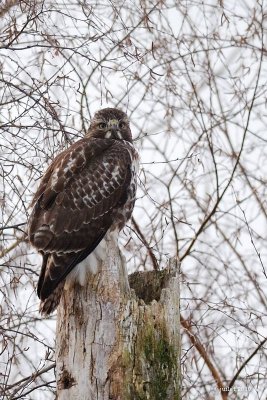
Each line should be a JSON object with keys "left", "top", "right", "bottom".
{"left": 98, "top": 122, "right": 107, "bottom": 129}
{"left": 119, "top": 121, "right": 126, "bottom": 129}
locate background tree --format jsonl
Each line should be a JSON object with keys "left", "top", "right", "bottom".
{"left": 1, "top": 0, "right": 267, "bottom": 399}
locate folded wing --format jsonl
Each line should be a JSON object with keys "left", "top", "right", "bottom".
{"left": 28, "top": 137, "right": 133, "bottom": 300}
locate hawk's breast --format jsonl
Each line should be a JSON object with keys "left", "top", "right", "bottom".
{"left": 111, "top": 141, "right": 139, "bottom": 231}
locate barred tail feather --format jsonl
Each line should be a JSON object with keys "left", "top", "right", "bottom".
{"left": 39, "top": 281, "right": 65, "bottom": 315}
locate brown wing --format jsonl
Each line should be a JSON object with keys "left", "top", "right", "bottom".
{"left": 28, "top": 137, "right": 133, "bottom": 300}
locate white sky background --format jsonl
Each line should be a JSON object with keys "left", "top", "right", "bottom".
{"left": 1, "top": 0, "right": 267, "bottom": 399}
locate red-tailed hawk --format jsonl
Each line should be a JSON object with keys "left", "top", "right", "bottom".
{"left": 28, "top": 108, "right": 139, "bottom": 315}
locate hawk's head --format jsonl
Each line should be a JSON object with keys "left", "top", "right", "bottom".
{"left": 87, "top": 108, "right": 132, "bottom": 142}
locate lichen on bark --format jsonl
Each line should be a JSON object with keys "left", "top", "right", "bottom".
{"left": 127, "top": 320, "right": 179, "bottom": 400}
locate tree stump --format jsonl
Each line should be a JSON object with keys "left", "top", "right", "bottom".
{"left": 56, "top": 235, "right": 180, "bottom": 400}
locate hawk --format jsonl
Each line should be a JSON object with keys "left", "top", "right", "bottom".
{"left": 28, "top": 108, "right": 139, "bottom": 315}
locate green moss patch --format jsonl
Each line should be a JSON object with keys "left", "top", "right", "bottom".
{"left": 123, "top": 321, "right": 180, "bottom": 400}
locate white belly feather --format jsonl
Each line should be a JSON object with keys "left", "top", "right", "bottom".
{"left": 64, "top": 230, "right": 119, "bottom": 289}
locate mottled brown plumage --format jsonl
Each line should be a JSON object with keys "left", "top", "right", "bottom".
{"left": 28, "top": 108, "right": 139, "bottom": 315}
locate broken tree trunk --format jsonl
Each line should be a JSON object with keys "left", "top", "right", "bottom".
{"left": 56, "top": 234, "right": 180, "bottom": 400}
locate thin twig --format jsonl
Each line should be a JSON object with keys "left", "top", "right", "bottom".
{"left": 228, "top": 337, "right": 267, "bottom": 390}
{"left": 0, "top": 236, "right": 26, "bottom": 259}
{"left": 180, "top": 314, "right": 228, "bottom": 400}
{"left": 0, "top": 222, "right": 27, "bottom": 232}
{"left": 5, "top": 363, "right": 56, "bottom": 398}
{"left": 132, "top": 217, "right": 159, "bottom": 271}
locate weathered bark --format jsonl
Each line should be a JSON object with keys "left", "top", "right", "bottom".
{"left": 56, "top": 235, "right": 180, "bottom": 400}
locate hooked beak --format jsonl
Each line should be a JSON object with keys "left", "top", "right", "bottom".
{"left": 108, "top": 119, "right": 122, "bottom": 139}
{"left": 108, "top": 119, "right": 119, "bottom": 130}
